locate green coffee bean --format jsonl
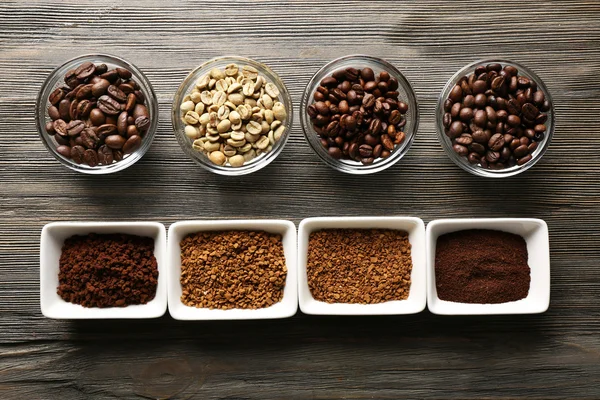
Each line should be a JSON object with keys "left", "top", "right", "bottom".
{"left": 229, "top": 154, "right": 245, "bottom": 167}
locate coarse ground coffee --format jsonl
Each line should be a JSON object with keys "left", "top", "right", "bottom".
{"left": 307, "top": 229, "right": 412, "bottom": 304}
{"left": 58, "top": 233, "right": 158, "bottom": 308}
{"left": 179, "top": 231, "right": 286, "bottom": 310}
{"left": 435, "top": 229, "right": 530, "bottom": 304}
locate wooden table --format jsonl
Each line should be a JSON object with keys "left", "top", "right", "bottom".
{"left": 1, "top": 1, "right": 599, "bottom": 398}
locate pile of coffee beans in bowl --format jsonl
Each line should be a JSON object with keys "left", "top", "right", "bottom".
{"left": 44, "top": 62, "right": 151, "bottom": 167}
{"left": 307, "top": 67, "right": 409, "bottom": 165}
{"left": 442, "top": 62, "right": 550, "bottom": 170}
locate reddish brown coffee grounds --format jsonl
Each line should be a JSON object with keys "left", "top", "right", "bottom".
{"left": 58, "top": 233, "right": 158, "bottom": 308}
{"left": 180, "top": 231, "right": 287, "bottom": 310}
{"left": 435, "top": 229, "right": 530, "bottom": 304}
{"left": 307, "top": 229, "right": 412, "bottom": 304}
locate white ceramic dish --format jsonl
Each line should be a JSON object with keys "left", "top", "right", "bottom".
{"left": 167, "top": 220, "right": 298, "bottom": 320}
{"left": 297, "top": 217, "right": 426, "bottom": 315}
{"left": 426, "top": 218, "right": 550, "bottom": 315}
{"left": 40, "top": 222, "right": 167, "bottom": 319}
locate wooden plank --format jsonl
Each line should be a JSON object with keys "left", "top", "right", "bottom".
{"left": 1, "top": 0, "right": 600, "bottom": 398}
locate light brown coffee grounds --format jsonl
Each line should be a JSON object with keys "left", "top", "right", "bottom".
{"left": 180, "top": 231, "right": 287, "bottom": 310}
{"left": 435, "top": 229, "right": 530, "bottom": 304}
{"left": 58, "top": 233, "right": 158, "bottom": 308}
{"left": 307, "top": 229, "right": 412, "bottom": 304}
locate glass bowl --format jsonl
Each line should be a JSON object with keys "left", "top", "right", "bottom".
{"left": 172, "top": 56, "right": 293, "bottom": 176}
{"left": 36, "top": 54, "right": 158, "bottom": 174}
{"left": 436, "top": 59, "right": 554, "bottom": 178}
{"left": 300, "top": 55, "right": 419, "bottom": 175}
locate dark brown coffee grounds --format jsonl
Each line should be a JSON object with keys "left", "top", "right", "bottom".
{"left": 435, "top": 229, "right": 530, "bottom": 304}
{"left": 180, "top": 231, "right": 287, "bottom": 310}
{"left": 58, "top": 233, "right": 158, "bottom": 308}
{"left": 307, "top": 229, "right": 412, "bottom": 304}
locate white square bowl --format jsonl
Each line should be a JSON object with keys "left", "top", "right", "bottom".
{"left": 426, "top": 218, "right": 550, "bottom": 315}
{"left": 298, "top": 217, "right": 426, "bottom": 315}
{"left": 40, "top": 222, "right": 167, "bottom": 319}
{"left": 167, "top": 220, "right": 297, "bottom": 320}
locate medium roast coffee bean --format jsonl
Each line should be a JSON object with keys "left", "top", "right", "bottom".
{"left": 443, "top": 62, "right": 549, "bottom": 170}
{"left": 43, "top": 61, "right": 151, "bottom": 167}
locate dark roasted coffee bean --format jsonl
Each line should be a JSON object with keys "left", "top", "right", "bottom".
{"left": 522, "top": 103, "right": 539, "bottom": 120}
{"left": 448, "top": 121, "right": 463, "bottom": 139}
{"left": 69, "top": 145, "right": 85, "bottom": 164}
{"left": 364, "top": 81, "right": 377, "bottom": 92}
{"left": 100, "top": 69, "right": 119, "bottom": 82}
{"left": 45, "top": 121, "right": 56, "bottom": 135}
{"left": 132, "top": 104, "right": 149, "bottom": 120}
{"left": 75, "top": 62, "right": 95, "bottom": 80}
{"left": 76, "top": 99, "right": 94, "bottom": 118}
{"left": 53, "top": 119, "right": 68, "bottom": 136}
{"left": 528, "top": 141, "right": 539, "bottom": 153}
{"left": 49, "top": 88, "right": 66, "bottom": 105}
{"left": 97, "top": 145, "right": 114, "bottom": 165}
{"left": 449, "top": 85, "right": 462, "bottom": 102}
{"left": 328, "top": 146, "right": 342, "bottom": 159}
{"left": 117, "top": 111, "right": 128, "bottom": 135}
{"left": 56, "top": 145, "right": 71, "bottom": 158}
{"left": 92, "top": 79, "right": 110, "bottom": 97}
{"left": 69, "top": 100, "right": 78, "bottom": 120}
{"left": 488, "top": 133, "right": 505, "bottom": 151}
{"left": 107, "top": 85, "right": 127, "bottom": 102}
{"left": 360, "top": 67, "right": 375, "bottom": 82}
{"left": 507, "top": 114, "right": 521, "bottom": 127}
{"left": 450, "top": 102, "right": 462, "bottom": 118}
{"left": 83, "top": 149, "right": 98, "bottom": 167}
{"left": 359, "top": 144, "right": 373, "bottom": 157}
{"left": 506, "top": 98, "right": 520, "bottom": 115}
{"left": 517, "top": 154, "right": 532, "bottom": 165}
{"left": 372, "top": 144, "right": 383, "bottom": 158}
{"left": 474, "top": 109, "right": 487, "bottom": 127}
{"left": 97, "top": 95, "right": 121, "bottom": 115}
{"left": 135, "top": 116, "right": 150, "bottom": 131}
{"left": 344, "top": 67, "right": 359, "bottom": 81}
{"left": 514, "top": 144, "right": 529, "bottom": 158}
{"left": 474, "top": 93, "right": 487, "bottom": 108}
{"left": 64, "top": 69, "right": 80, "bottom": 88}
{"left": 491, "top": 76, "right": 505, "bottom": 90}
{"left": 315, "top": 101, "right": 329, "bottom": 115}
{"left": 313, "top": 91, "right": 325, "bottom": 102}
{"left": 459, "top": 107, "right": 474, "bottom": 121}
{"left": 472, "top": 129, "right": 488, "bottom": 143}
{"left": 535, "top": 113, "right": 548, "bottom": 124}
{"left": 105, "top": 134, "right": 126, "bottom": 150}
{"left": 114, "top": 67, "right": 131, "bottom": 79}
{"left": 533, "top": 90, "right": 545, "bottom": 105}
{"left": 76, "top": 84, "right": 93, "bottom": 100}
{"left": 444, "top": 98, "right": 453, "bottom": 112}
{"left": 320, "top": 77, "right": 338, "bottom": 87}
{"left": 456, "top": 134, "right": 473, "bottom": 146}
{"left": 307, "top": 104, "right": 318, "bottom": 118}
{"left": 48, "top": 105, "right": 60, "bottom": 121}
{"left": 134, "top": 90, "right": 145, "bottom": 104}
{"left": 65, "top": 119, "right": 84, "bottom": 136}
{"left": 348, "top": 142, "right": 359, "bottom": 159}
{"left": 58, "top": 99, "right": 71, "bottom": 121}
{"left": 453, "top": 144, "right": 468, "bottom": 156}
{"left": 363, "top": 134, "right": 378, "bottom": 147}
{"left": 97, "top": 123, "right": 118, "bottom": 137}
{"left": 534, "top": 124, "right": 546, "bottom": 134}
{"left": 126, "top": 124, "right": 140, "bottom": 138}
{"left": 443, "top": 112, "right": 452, "bottom": 128}
{"left": 469, "top": 142, "right": 486, "bottom": 155}
{"left": 467, "top": 152, "right": 481, "bottom": 164}
{"left": 486, "top": 150, "right": 500, "bottom": 163}
{"left": 362, "top": 93, "right": 375, "bottom": 109}
{"left": 381, "top": 134, "right": 394, "bottom": 151}
{"left": 472, "top": 80, "right": 487, "bottom": 94}
{"left": 123, "top": 135, "right": 142, "bottom": 154}
{"left": 89, "top": 108, "right": 106, "bottom": 126}
{"left": 81, "top": 128, "right": 100, "bottom": 149}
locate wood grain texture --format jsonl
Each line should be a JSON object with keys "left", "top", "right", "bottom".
{"left": 1, "top": 0, "right": 600, "bottom": 398}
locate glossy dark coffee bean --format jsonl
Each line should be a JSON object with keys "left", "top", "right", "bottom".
{"left": 358, "top": 144, "right": 373, "bottom": 157}
{"left": 92, "top": 79, "right": 110, "bottom": 97}
{"left": 468, "top": 152, "right": 481, "bottom": 164}
{"left": 56, "top": 145, "right": 71, "bottom": 158}
{"left": 81, "top": 128, "right": 100, "bottom": 149}
{"left": 488, "top": 133, "right": 505, "bottom": 151}
{"left": 123, "top": 135, "right": 142, "bottom": 154}
{"left": 448, "top": 121, "right": 463, "bottom": 139}
{"left": 486, "top": 150, "right": 500, "bottom": 163}
{"left": 69, "top": 145, "right": 85, "bottom": 164}
{"left": 49, "top": 88, "right": 65, "bottom": 105}
{"left": 82, "top": 149, "right": 98, "bottom": 167}
{"left": 517, "top": 154, "right": 532, "bottom": 165}
{"left": 99, "top": 69, "right": 119, "bottom": 82}
{"left": 105, "top": 135, "right": 126, "bottom": 150}
{"left": 96, "top": 123, "right": 118, "bottom": 137}
{"left": 97, "top": 145, "right": 114, "bottom": 165}
{"left": 89, "top": 109, "right": 106, "bottom": 126}
{"left": 453, "top": 144, "right": 469, "bottom": 156}
{"left": 108, "top": 85, "right": 127, "bottom": 102}
{"left": 76, "top": 99, "right": 94, "bottom": 118}
{"left": 97, "top": 95, "right": 121, "bottom": 115}
{"left": 48, "top": 105, "right": 60, "bottom": 121}
{"left": 58, "top": 99, "right": 71, "bottom": 121}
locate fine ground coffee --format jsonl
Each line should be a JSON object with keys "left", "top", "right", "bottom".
{"left": 58, "top": 233, "right": 158, "bottom": 307}
{"left": 435, "top": 229, "right": 530, "bottom": 304}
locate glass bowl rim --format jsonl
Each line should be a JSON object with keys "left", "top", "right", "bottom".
{"left": 436, "top": 58, "right": 555, "bottom": 178}
{"left": 171, "top": 55, "right": 293, "bottom": 176}
{"left": 300, "top": 54, "right": 420, "bottom": 175}
{"left": 35, "top": 53, "right": 159, "bottom": 175}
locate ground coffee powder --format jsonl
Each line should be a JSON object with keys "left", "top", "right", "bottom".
{"left": 435, "top": 229, "right": 530, "bottom": 304}
{"left": 58, "top": 233, "right": 158, "bottom": 308}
